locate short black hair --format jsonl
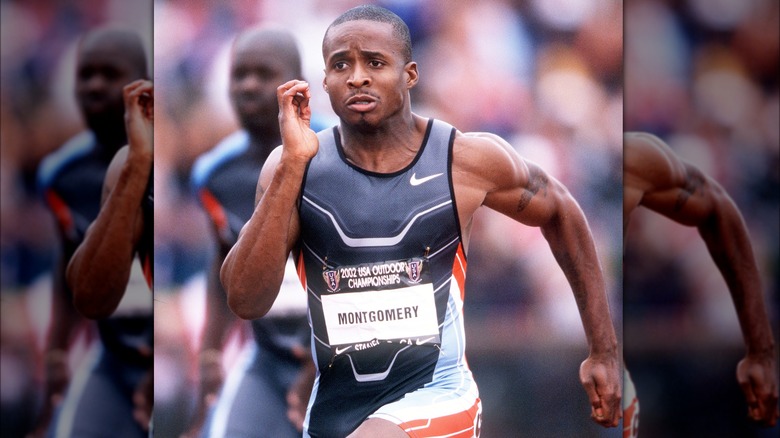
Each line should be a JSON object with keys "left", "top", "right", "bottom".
{"left": 324, "top": 4, "right": 412, "bottom": 63}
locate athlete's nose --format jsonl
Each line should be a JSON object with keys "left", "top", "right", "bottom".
{"left": 347, "top": 64, "right": 371, "bottom": 88}
{"left": 237, "top": 73, "right": 261, "bottom": 91}
{"left": 81, "top": 73, "right": 108, "bottom": 94}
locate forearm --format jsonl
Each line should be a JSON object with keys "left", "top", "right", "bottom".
{"left": 541, "top": 196, "right": 617, "bottom": 356}
{"left": 67, "top": 151, "right": 151, "bottom": 318}
{"left": 221, "top": 156, "right": 307, "bottom": 319}
{"left": 699, "top": 196, "right": 775, "bottom": 356}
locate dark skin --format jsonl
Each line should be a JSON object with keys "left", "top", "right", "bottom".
{"left": 66, "top": 79, "right": 153, "bottom": 432}
{"left": 76, "top": 29, "right": 148, "bottom": 154}
{"left": 624, "top": 131, "right": 779, "bottom": 427}
{"left": 183, "top": 28, "right": 314, "bottom": 437}
{"left": 32, "top": 29, "right": 147, "bottom": 438}
{"left": 222, "top": 20, "right": 620, "bottom": 435}
{"left": 67, "top": 79, "right": 153, "bottom": 319}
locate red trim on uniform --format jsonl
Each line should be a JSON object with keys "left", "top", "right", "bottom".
{"left": 199, "top": 189, "right": 228, "bottom": 232}
{"left": 400, "top": 397, "right": 481, "bottom": 438}
{"left": 44, "top": 190, "right": 74, "bottom": 235}
{"left": 297, "top": 250, "right": 307, "bottom": 290}
{"left": 623, "top": 396, "right": 639, "bottom": 438}
{"left": 142, "top": 254, "right": 153, "bottom": 291}
{"left": 451, "top": 243, "right": 467, "bottom": 301}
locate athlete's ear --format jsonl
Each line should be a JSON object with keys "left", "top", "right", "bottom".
{"left": 322, "top": 76, "right": 328, "bottom": 93}
{"left": 404, "top": 61, "right": 418, "bottom": 89}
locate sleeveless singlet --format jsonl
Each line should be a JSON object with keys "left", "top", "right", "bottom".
{"left": 38, "top": 133, "right": 153, "bottom": 364}
{"left": 192, "top": 130, "right": 309, "bottom": 358}
{"left": 298, "top": 119, "right": 474, "bottom": 437}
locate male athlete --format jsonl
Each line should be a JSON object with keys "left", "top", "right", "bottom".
{"left": 188, "top": 26, "right": 321, "bottom": 437}
{"left": 622, "top": 132, "right": 779, "bottom": 437}
{"left": 36, "top": 29, "right": 152, "bottom": 437}
{"left": 222, "top": 5, "right": 621, "bottom": 437}
{"left": 65, "top": 77, "right": 154, "bottom": 434}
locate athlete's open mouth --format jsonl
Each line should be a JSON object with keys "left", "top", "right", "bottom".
{"left": 346, "top": 94, "right": 378, "bottom": 112}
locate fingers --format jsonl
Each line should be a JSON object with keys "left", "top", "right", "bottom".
{"left": 123, "top": 79, "right": 152, "bottom": 104}
{"left": 580, "top": 361, "right": 622, "bottom": 427}
{"left": 582, "top": 372, "right": 610, "bottom": 425}
{"left": 124, "top": 79, "right": 154, "bottom": 120}
{"left": 745, "top": 377, "right": 779, "bottom": 426}
{"left": 286, "top": 387, "right": 305, "bottom": 431}
{"left": 739, "top": 377, "right": 761, "bottom": 419}
{"left": 277, "top": 80, "right": 310, "bottom": 117}
{"left": 738, "top": 358, "right": 779, "bottom": 426}
{"left": 591, "top": 389, "right": 621, "bottom": 427}
{"left": 133, "top": 388, "right": 151, "bottom": 431}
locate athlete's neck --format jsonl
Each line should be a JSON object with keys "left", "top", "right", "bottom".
{"left": 339, "top": 113, "right": 427, "bottom": 173}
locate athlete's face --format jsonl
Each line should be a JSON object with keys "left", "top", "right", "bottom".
{"left": 322, "top": 20, "right": 417, "bottom": 129}
{"left": 230, "top": 40, "right": 298, "bottom": 133}
{"left": 76, "top": 43, "right": 142, "bottom": 124}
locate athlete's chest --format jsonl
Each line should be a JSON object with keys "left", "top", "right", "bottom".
{"left": 300, "top": 126, "right": 458, "bottom": 267}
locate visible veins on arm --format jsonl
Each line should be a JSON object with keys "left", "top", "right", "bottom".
{"left": 557, "top": 247, "right": 588, "bottom": 313}
{"left": 516, "top": 169, "right": 549, "bottom": 213}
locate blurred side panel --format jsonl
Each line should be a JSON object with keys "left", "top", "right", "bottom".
{"left": 1, "top": 1, "right": 152, "bottom": 436}
{"left": 624, "top": 0, "right": 778, "bottom": 436}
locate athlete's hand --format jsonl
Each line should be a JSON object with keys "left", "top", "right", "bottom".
{"left": 580, "top": 354, "right": 621, "bottom": 427}
{"left": 277, "top": 80, "right": 318, "bottom": 163}
{"left": 181, "top": 350, "right": 225, "bottom": 437}
{"left": 27, "top": 350, "right": 70, "bottom": 438}
{"left": 737, "top": 352, "right": 779, "bottom": 426}
{"left": 133, "top": 368, "right": 153, "bottom": 432}
{"left": 286, "top": 358, "right": 316, "bottom": 431}
{"left": 123, "top": 79, "right": 154, "bottom": 161}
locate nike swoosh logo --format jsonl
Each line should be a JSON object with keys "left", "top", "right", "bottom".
{"left": 335, "top": 346, "right": 351, "bottom": 355}
{"left": 416, "top": 336, "right": 436, "bottom": 346}
{"left": 410, "top": 172, "right": 443, "bottom": 186}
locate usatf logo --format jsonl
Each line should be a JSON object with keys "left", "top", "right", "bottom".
{"left": 406, "top": 260, "right": 423, "bottom": 283}
{"left": 323, "top": 269, "right": 340, "bottom": 292}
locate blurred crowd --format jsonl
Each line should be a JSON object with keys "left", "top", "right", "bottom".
{"left": 2, "top": 0, "right": 625, "bottom": 437}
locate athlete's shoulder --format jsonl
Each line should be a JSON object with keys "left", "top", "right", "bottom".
{"left": 624, "top": 131, "right": 671, "bottom": 158}
{"left": 455, "top": 130, "right": 523, "bottom": 169}
{"left": 450, "top": 130, "right": 534, "bottom": 195}
{"left": 624, "top": 131, "right": 685, "bottom": 190}
{"left": 37, "top": 131, "right": 97, "bottom": 192}
{"left": 191, "top": 130, "right": 250, "bottom": 190}
{"left": 457, "top": 131, "right": 511, "bottom": 150}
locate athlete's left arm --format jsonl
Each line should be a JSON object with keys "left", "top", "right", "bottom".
{"left": 632, "top": 132, "right": 778, "bottom": 426}
{"left": 461, "top": 133, "right": 621, "bottom": 428}
{"left": 67, "top": 80, "right": 153, "bottom": 319}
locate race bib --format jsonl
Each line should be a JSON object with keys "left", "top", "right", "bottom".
{"left": 320, "top": 258, "right": 440, "bottom": 354}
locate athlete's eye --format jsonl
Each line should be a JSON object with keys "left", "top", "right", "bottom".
{"left": 333, "top": 61, "right": 347, "bottom": 70}
{"left": 368, "top": 60, "right": 383, "bottom": 68}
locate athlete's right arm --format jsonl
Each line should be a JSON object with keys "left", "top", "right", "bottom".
{"left": 221, "top": 80, "right": 317, "bottom": 320}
